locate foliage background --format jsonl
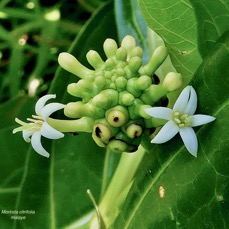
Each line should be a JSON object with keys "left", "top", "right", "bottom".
{"left": 0, "top": 0, "right": 228, "bottom": 228}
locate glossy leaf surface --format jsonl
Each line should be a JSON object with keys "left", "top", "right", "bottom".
{"left": 137, "top": 0, "right": 202, "bottom": 84}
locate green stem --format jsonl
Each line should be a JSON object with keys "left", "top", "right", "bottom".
{"left": 96, "top": 145, "right": 146, "bottom": 227}
{"left": 47, "top": 117, "right": 94, "bottom": 133}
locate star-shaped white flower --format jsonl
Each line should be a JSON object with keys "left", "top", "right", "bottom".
{"left": 13, "top": 94, "right": 65, "bottom": 158}
{"left": 145, "top": 86, "right": 216, "bottom": 157}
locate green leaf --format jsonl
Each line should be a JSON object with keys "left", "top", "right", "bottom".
{"left": 113, "top": 31, "right": 229, "bottom": 229}
{"left": 0, "top": 95, "right": 35, "bottom": 228}
{"left": 137, "top": 0, "right": 202, "bottom": 84}
{"left": 0, "top": 94, "right": 36, "bottom": 129}
{"left": 189, "top": 0, "right": 229, "bottom": 58}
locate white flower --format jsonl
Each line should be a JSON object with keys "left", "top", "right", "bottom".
{"left": 145, "top": 86, "right": 216, "bottom": 157}
{"left": 13, "top": 94, "right": 65, "bottom": 158}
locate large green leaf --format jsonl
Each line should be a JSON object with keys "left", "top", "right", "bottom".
{"left": 0, "top": 95, "right": 35, "bottom": 228}
{"left": 137, "top": 0, "right": 202, "bottom": 84}
{"left": 0, "top": 2, "right": 117, "bottom": 228}
{"left": 189, "top": 0, "right": 229, "bottom": 58}
{"left": 113, "top": 31, "right": 229, "bottom": 229}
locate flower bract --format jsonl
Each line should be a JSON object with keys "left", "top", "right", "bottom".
{"left": 145, "top": 86, "right": 216, "bottom": 157}
{"left": 13, "top": 94, "right": 65, "bottom": 158}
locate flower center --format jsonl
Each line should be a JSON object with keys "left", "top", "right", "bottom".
{"left": 26, "top": 115, "right": 44, "bottom": 131}
{"left": 173, "top": 112, "right": 193, "bottom": 128}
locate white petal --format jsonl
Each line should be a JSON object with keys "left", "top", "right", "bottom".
{"left": 151, "top": 120, "right": 179, "bottom": 144}
{"left": 191, "top": 114, "right": 216, "bottom": 127}
{"left": 184, "top": 86, "right": 197, "bottom": 115}
{"left": 173, "top": 86, "right": 191, "bottom": 112}
{"left": 40, "top": 122, "right": 64, "bottom": 139}
{"left": 35, "top": 94, "right": 56, "bottom": 115}
{"left": 41, "top": 103, "right": 65, "bottom": 120}
{"left": 22, "top": 130, "right": 34, "bottom": 142}
{"left": 31, "top": 131, "right": 50, "bottom": 158}
{"left": 144, "top": 107, "right": 173, "bottom": 120}
{"left": 179, "top": 127, "right": 198, "bottom": 157}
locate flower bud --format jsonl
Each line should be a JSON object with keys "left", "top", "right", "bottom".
{"left": 94, "top": 75, "right": 107, "bottom": 90}
{"left": 86, "top": 50, "right": 104, "bottom": 69}
{"left": 105, "top": 58, "right": 116, "bottom": 70}
{"left": 58, "top": 52, "right": 93, "bottom": 79}
{"left": 162, "top": 72, "right": 182, "bottom": 91}
{"left": 129, "top": 46, "right": 143, "bottom": 58}
{"left": 67, "top": 83, "right": 89, "bottom": 99}
{"left": 126, "top": 78, "right": 142, "bottom": 97}
{"left": 145, "top": 84, "right": 168, "bottom": 102}
{"left": 108, "top": 139, "right": 128, "bottom": 153}
{"left": 116, "top": 47, "right": 127, "bottom": 61}
{"left": 128, "top": 56, "right": 142, "bottom": 73}
{"left": 64, "top": 102, "right": 104, "bottom": 119}
{"left": 133, "top": 75, "right": 152, "bottom": 90}
{"left": 119, "top": 91, "right": 135, "bottom": 106}
{"left": 115, "top": 77, "right": 127, "bottom": 90}
{"left": 92, "top": 89, "right": 118, "bottom": 109}
{"left": 103, "top": 38, "right": 118, "bottom": 58}
{"left": 139, "top": 46, "right": 168, "bottom": 75}
{"left": 121, "top": 35, "right": 136, "bottom": 60}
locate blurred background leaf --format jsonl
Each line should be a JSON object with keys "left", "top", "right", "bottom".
{"left": 0, "top": 0, "right": 99, "bottom": 103}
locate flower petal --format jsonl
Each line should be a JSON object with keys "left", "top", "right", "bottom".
{"left": 31, "top": 131, "right": 50, "bottom": 158}
{"left": 144, "top": 107, "right": 172, "bottom": 120}
{"left": 22, "top": 130, "right": 34, "bottom": 142}
{"left": 179, "top": 127, "right": 198, "bottom": 157}
{"left": 41, "top": 103, "right": 65, "bottom": 121}
{"left": 151, "top": 120, "right": 179, "bottom": 144}
{"left": 173, "top": 86, "right": 191, "bottom": 112}
{"left": 40, "top": 122, "right": 64, "bottom": 139}
{"left": 191, "top": 114, "right": 216, "bottom": 127}
{"left": 35, "top": 94, "right": 56, "bottom": 115}
{"left": 184, "top": 86, "right": 197, "bottom": 115}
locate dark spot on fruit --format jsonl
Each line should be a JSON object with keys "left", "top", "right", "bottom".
{"left": 113, "top": 117, "right": 119, "bottom": 122}
{"left": 95, "top": 127, "right": 102, "bottom": 138}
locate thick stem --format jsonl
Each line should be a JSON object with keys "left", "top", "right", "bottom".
{"left": 97, "top": 145, "right": 146, "bottom": 227}
{"left": 47, "top": 117, "right": 94, "bottom": 133}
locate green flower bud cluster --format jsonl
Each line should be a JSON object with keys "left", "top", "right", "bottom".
{"left": 58, "top": 35, "right": 182, "bottom": 153}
